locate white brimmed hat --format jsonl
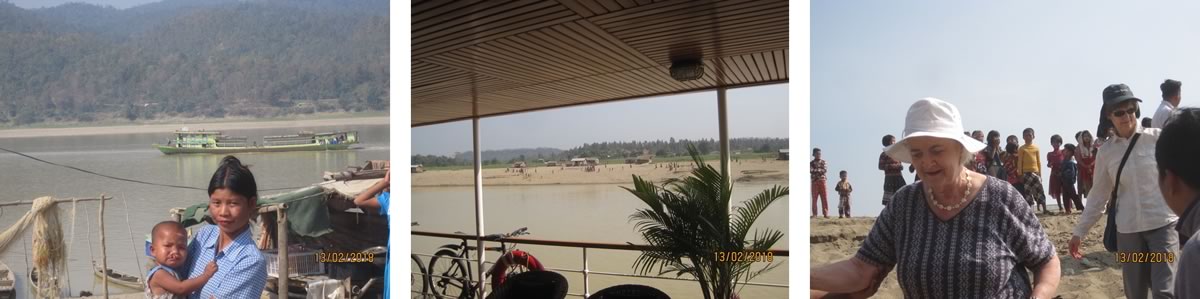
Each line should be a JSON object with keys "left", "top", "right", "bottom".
{"left": 884, "top": 98, "right": 987, "bottom": 163}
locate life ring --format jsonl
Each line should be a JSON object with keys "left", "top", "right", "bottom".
{"left": 488, "top": 249, "right": 544, "bottom": 287}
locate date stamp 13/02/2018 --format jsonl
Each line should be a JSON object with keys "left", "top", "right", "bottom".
{"left": 714, "top": 251, "right": 774, "bottom": 263}
{"left": 1116, "top": 251, "right": 1175, "bottom": 264}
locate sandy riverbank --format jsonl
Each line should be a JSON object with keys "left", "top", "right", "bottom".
{"left": 411, "top": 159, "right": 789, "bottom": 187}
{"left": 0, "top": 116, "right": 389, "bottom": 139}
{"left": 811, "top": 213, "right": 1127, "bottom": 298}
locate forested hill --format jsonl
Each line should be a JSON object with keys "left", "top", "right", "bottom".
{"left": 0, "top": 0, "right": 388, "bottom": 125}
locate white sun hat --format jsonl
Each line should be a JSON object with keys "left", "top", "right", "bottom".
{"left": 884, "top": 97, "right": 987, "bottom": 163}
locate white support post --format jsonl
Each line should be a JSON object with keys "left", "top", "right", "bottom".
{"left": 583, "top": 247, "right": 591, "bottom": 298}
{"left": 472, "top": 97, "right": 487, "bottom": 299}
{"left": 718, "top": 87, "right": 732, "bottom": 189}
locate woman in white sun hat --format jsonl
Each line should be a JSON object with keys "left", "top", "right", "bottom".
{"left": 811, "top": 98, "right": 1060, "bottom": 298}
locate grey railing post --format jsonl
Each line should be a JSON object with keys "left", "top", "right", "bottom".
{"left": 583, "top": 247, "right": 591, "bottom": 298}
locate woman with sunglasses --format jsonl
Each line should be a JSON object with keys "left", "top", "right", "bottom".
{"left": 1069, "top": 84, "right": 1180, "bottom": 299}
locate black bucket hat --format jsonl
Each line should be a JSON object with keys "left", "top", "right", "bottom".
{"left": 1102, "top": 83, "right": 1142, "bottom": 112}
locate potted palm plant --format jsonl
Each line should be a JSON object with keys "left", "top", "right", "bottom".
{"left": 623, "top": 145, "right": 787, "bottom": 299}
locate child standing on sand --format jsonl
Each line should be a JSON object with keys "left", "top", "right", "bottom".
{"left": 1018, "top": 128, "right": 1048, "bottom": 212}
{"left": 834, "top": 170, "right": 853, "bottom": 218}
{"left": 1075, "top": 130, "right": 1096, "bottom": 201}
{"left": 1003, "top": 143, "right": 1022, "bottom": 192}
{"left": 1060, "top": 144, "right": 1083, "bottom": 214}
{"left": 811, "top": 148, "right": 829, "bottom": 218}
{"left": 1047, "top": 134, "right": 1065, "bottom": 212}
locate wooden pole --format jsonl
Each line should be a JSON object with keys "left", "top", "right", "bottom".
{"left": 277, "top": 204, "right": 289, "bottom": 298}
{"left": 0, "top": 197, "right": 109, "bottom": 207}
{"left": 100, "top": 195, "right": 109, "bottom": 299}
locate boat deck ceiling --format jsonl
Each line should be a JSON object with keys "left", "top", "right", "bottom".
{"left": 412, "top": 0, "right": 789, "bottom": 127}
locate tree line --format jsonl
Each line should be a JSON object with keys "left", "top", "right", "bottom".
{"left": 411, "top": 137, "right": 789, "bottom": 167}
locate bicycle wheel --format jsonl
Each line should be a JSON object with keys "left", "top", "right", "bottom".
{"left": 412, "top": 254, "right": 429, "bottom": 298}
{"left": 428, "top": 249, "right": 471, "bottom": 299}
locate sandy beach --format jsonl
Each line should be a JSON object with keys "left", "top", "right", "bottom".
{"left": 411, "top": 159, "right": 789, "bottom": 187}
{"left": 0, "top": 116, "right": 390, "bottom": 139}
{"left": 811, "top": 213, "right": 1129, "bottom": 298}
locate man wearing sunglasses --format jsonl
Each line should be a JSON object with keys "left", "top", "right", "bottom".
{"left": 1153, "top": 79, "right": 1182, "bottom": 129}
{"left": 1070, "top": 83, "right": 1180, "bottom": 299}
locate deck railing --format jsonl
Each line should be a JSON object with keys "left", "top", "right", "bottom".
{"left": 412, "top": 230, "right": 789, "bottom": 298}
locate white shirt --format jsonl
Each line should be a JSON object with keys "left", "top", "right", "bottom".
{"left": 1073, "top": 125, "right": 1178, "bottom": 236}
{"left": 1152, "top": 100, "right": 1176, "bottom": 128}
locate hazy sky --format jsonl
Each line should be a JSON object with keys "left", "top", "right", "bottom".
{"left": 10, "top": 0, "right": 158, "bottom": 9}
{"left": 412, "top": 84, "right": 789, "bottom": 156}
{"left": 813, "top": 0, "right": 1200, "bottom": 216}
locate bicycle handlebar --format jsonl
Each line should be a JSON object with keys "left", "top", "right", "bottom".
{"left": 475, "top": 227, "right": 531, "bottom": 241}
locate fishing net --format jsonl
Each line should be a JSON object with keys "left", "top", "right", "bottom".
{"left": 0, "top": 197, "right": 67, "bottom": 298}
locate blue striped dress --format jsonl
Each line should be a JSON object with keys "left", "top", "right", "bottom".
{"left": 183, "top": 224, "right": 267, "bottom": 299}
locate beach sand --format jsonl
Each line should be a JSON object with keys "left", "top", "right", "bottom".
{"left": 811, "top": 212, "right": 1127, "bottom": 298}
{"left": 411, "top": 159, "right": 789, "bottom": 187}
{"left": 0, "top": 116, "right": 389, "bottom": 139}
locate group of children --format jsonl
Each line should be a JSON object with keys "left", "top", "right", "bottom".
{"left": 810, "top": 148, "right": 854, "bottom": 218}
{"left": 811, "top": 128, "right": 1104, "bottom": 218}
{"left": 976, "top": 129, "right": 1098, "bottom": 214}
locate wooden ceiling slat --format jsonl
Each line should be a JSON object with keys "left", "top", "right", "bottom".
{"left": 430, "top": 48, "right": 566, "bottom": 84}
{"left": 523, "top": 29, "right": 624, "bottom": 74}
{"left": 637, "top": 35, "right": 788, "bottom": 62}
{"left": 758, "top": 52, "right": 777, "bottom": 81}
{"left": 412, "top": 0, "right": 788, "bottom": 126}
{"left": 588, "top": 0, "right": 728, "bottom": 24}
{"left": 754, "top": 52, "right": 773, "bottom": 82}
{"left": 719, "top": 57, "right": 748, "bottom": 85}
{"left": 414, "top": 8, "right": 580, "bottom": 59}
{"left": 578, "top": 0, "right": 611, "bottom": 15}
{"left": 595, "top": 0, "right": 625, "bottom": 12}
{"left": 614, "top": 0, "right": 639, "bottom": 9}
{"left": 553, "top": 22, "right": 652, "bottom": 71}
{"left": 555, "top": 0, "right": 597, "bottom": 18}
{"left": 494, "top": 34, "right": 606, "bottom": 78}
{"left": 571, "top": 20, "right": 659, "bottom": 67}
{"left": 616, "top": 13, "right": 787, "bottom": 45}
{"left": 601, "top": 0, "right": 777, "bottom": 34}
{"left": 531, "top": 28, "right": 629, "bottom": 75}
{"left": 744, "top": 54, "right": 764, "bottom": 83}
{"left": 776, "top": 50, "right": 787, "bottom": 79}
{"left": 412, "top": 0, "right": 488, "bottom": 24}
{"left": 413, "top": 1, "right": 534, "bottom": 36}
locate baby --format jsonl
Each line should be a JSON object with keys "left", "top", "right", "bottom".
{"left": 145, "top": 221, "right": 217, "bottom": 299}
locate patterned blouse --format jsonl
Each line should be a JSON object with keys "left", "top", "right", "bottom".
{"left": 879, "top": 152, "right": 904, "bottom": 176}
{"left": 856, "top": 177, "right": 1055, "bottom": 298}
{"left": 811, "top": 158, "right": 828, "bottom": 182}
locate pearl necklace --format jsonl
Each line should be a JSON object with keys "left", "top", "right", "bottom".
{"left": 926, "top": 173, "right": 973, "bottom": 211}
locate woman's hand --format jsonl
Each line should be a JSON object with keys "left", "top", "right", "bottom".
{"left": 1068, "top": 236, "right": 1083, "bottom": 259}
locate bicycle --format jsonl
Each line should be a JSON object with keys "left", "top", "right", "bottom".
{"left": 412, "top": 222, "right": 431, "bottom": 298}
{"left": 427, "top": 227, "right": 543, "bottom": 299}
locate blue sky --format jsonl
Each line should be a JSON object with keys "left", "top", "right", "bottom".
{"left": 412, "top": 84, "right": 789, "bottom": 156}
{"left": 812, "top": 0, "right": 1200, "bottom": 216}
{"left": 11, "top": 0, "right": 157, "bottom": 9}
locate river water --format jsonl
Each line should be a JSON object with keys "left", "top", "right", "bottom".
{"left": 0, "top": 124, "right": 389, "bottom": 297}
{"left": 411, "top": 181, "right": 790, "bottom": 298}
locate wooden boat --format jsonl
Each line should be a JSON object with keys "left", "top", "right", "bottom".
{"left": 92, "top": 261, "right": 143, "bottom": 290}
{"left": 154, "top": 129, "right": 358, "bottom": 154}
{"left": 0, "top": 261, "right": 13, "bottom": 299}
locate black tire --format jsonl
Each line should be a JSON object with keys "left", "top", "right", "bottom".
{"left": 428, "top": 249, "right": 471, "bottom": 299}
{"left": 412, "top": 254, "right": 430, "bottom": 298}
